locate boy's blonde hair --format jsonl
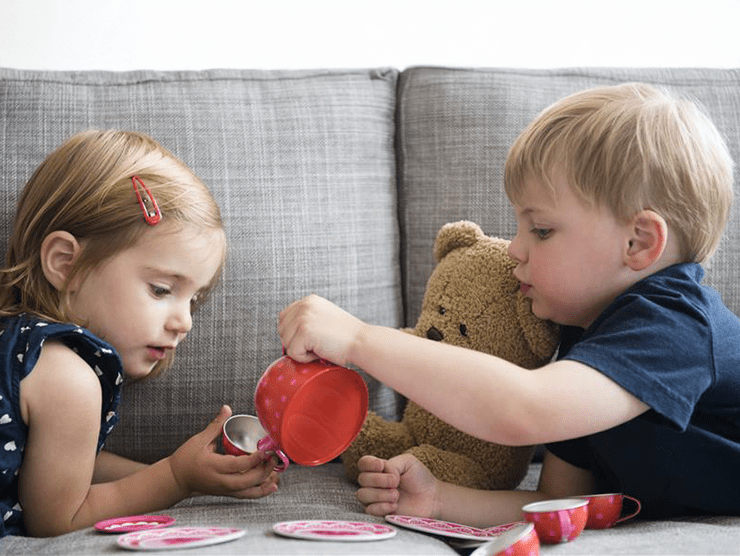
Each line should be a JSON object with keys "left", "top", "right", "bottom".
{"left": 0, "top": 130, "right": 224, "bottom": 376}
{"left": 504, "top": 83, "right": 735, "bottom": 263}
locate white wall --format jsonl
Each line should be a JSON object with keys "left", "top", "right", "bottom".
{"left": 0, "top": 0, "right": 738, "bottom": 71}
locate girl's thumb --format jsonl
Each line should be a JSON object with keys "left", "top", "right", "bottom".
{"left": 207, "top": 405, "right": 232, "bottom": 435}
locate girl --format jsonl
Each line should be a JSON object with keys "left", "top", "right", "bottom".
{"left": 0, "top": 130, "right": 278, "bottom": 537}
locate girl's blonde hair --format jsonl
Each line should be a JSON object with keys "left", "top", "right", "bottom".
{"left": 505, "top": 83, "right": 735, "bottom": 263}
{"left": 0, "top": 130, "right": 224, "bottom": 375}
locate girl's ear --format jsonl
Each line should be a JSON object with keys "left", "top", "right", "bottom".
{"left": 40, "top": 231, "right": 82, "bottom": 291}
{"left": 625, "top": 210, "right": 668, "bottom": 271}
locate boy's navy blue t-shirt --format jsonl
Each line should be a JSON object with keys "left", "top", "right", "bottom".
{"left": 546, "top": 263, "right": 740, "bottom": 518}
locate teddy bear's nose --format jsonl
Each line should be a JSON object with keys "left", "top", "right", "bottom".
{"left": 426, "top": 326, "right": 444, "bottom": 341}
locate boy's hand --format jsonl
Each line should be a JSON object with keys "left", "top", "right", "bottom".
{"left": 278, "top": 294, "right": 364, "bottom": 365}
{"left": 355, "top": 454, "right": 440, "bottom": 518}
{"left": 168, "top": 405, "right": 279, "bottom": 499}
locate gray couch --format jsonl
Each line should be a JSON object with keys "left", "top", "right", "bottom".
{"left": 1, "top": 66, "right": 739, "bottom": 555}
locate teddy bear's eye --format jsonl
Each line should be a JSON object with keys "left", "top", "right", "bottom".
{"left": 438, "top": 306, "right": 446, "bottom": 315}
{"left": 459, "top": 324, "right": 468, "bottom": 337}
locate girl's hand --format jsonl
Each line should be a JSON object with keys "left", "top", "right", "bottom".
{"left": 278, "top": 294, "right": 365, "bottom": 365}
{"left": 355, "top": 454, "right": 440, "bottom": 518}
{"left": 168, "top": 405, "right": 279, "bottom": 499}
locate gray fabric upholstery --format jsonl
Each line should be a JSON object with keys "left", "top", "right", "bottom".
{"left": 2, "top": 66, "right": 740, "bottom": 554}
{"left": 5, "top": 463, "right": 740, "bottom": 554}
{"left": 0, "top": 463, "right": 456, "bottom": 555}
{"left": 398, "top": 67, "right": 740, "bottom": 322}
{"left": 0, "top": 67, "right": 404, "bottom": 465}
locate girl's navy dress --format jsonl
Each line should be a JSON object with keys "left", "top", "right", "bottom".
{"left": 0, "top": 314, "right": 123, "bottom": 536}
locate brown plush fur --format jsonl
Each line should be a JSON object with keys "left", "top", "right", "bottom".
{"left": 341, "top": 221, "right": 560, "bottom": 490}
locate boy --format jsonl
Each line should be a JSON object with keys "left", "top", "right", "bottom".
{"left": 279, "top": 83, "right": 739, "bottom": 525}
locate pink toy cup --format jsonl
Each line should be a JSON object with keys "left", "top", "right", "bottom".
{"left": 470, "top": 522, "right": 540, "bottom": 556}
{"left": 580, "top": 493, "right": 641, "bottom": 529}
{"left": 222, "top": 414, "right": 290, "bottom": 472}
{"left": 522, "top": 498, "right": 588, "bottom": 544}
{"left": 254, "top": 356, "right": 368, "bottom": 467}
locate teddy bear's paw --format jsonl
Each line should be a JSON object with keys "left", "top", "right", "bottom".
{"left": 481, "top": 445, "right": 538, "bottom": 490}
{"left": 340, "top": 412, "right": 416, "bottom": 483}
{"left": 406, "top": 445, "right": 492, "bottom": 490}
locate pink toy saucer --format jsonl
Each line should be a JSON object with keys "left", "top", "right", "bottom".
{"left": 272, "top": 520, "right": 397, "bottom": 541}
{"left": 94, "top": 515, "right": 174, "bottom": 534}
{"left": 385, "top": 515, "right": 524, "bottom": 541}
{"left": 117, "top": 526, "right": 245, "bottom": 551}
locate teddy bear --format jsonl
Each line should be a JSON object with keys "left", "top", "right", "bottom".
{"left": 341, "top": 220, "right": 560, "bottom": 491}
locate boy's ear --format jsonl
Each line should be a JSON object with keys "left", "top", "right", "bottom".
{"left": 625, "top": 210, "right": 667, "bottom": 271}
{"left": 40, "top": 231, "right": 82, "bottom": 291}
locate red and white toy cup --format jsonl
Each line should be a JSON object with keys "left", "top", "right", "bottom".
{"left": 222, "top": 414, "right": 289, "bottom": 471}
{"left": 254, "top": 356, "right": 368, "bottom": 467}
{"left": 580, "top": 493, "right": 641, "bottom": 529}
{"left": 522, "top": 499, "right": 588, "bottom": 544}
{"left": 470, "top": 523, "right": 539, "bottom": 556}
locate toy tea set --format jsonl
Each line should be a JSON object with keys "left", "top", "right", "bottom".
{"left": 97, "top": 355, "right": 378, "bottom": 550}
{"left": 387, "top": 493, "right": 640, "bottom": 555}
{"left": 95, "top": 355, "right": 640, "bottom": 553}
{"left": 222, "top": 354, "right": 369, "bottom": 469}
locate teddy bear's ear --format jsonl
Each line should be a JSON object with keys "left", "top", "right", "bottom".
{"left": 433, "top": 221, "right": 485, "bottom": 262}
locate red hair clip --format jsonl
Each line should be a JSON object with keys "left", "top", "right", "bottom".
{"left": 131, "top": 176, "right": 162, "bottom": 225}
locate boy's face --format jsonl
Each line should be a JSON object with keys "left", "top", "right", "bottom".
{"left": 68, "top": 223, "right": 225, "bottom": 379}
{"left": 508, "top": 169, "right": 635, "bottom": 329}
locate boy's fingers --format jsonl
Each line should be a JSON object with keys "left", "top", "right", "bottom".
{"left": 356, "top": 485, "right": 399, "bottom": 516}
{"left": 357, "top": 469, "right": 400, "bottom": 489}
{"left": 357, "top": 455, "right": 386, "bottom": 473}
{"left": 356, "top": 486, "right": 399, "bottom": 506}
{"left": 363, "top": 502, "right": 398, "bottom": 517}
{"left": 384, "top": 453, "right": 418, "bottom": 476}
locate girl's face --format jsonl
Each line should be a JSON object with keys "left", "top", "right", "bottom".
{"left": 68, "top": 223, "right": 225, "bottom": 379}
{"left": 507, "top": 170, "right": 634, "bottom": 329}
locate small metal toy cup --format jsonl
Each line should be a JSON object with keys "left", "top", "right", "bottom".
{"left": 470, "top": 522, "right": 540, "bottom": 556}
{"left": 580, "top": 493, "right": 641, "bottom": 529}
{"left": 522, "top": 498, "right": 588, "bottom": 544}
{"left": 254, "top": 355, "right": 368, "bottom": 467}
{"left": 222, "top": 414, "right": 289, "bottom": 472}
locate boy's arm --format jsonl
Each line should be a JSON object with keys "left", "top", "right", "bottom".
{"left": 357, "top": 450, "right": 596, "bottom": 528}
{"left": 352, "top": 323, "right": 649, "bottom": 445}
{"left": 357, "top": 453, "right": 549, "bottom": 526}
{"left": 280, "top": 295, "right": 649, "bottom": 446}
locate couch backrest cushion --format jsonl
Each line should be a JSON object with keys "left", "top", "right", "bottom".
{"left": 0, "top": 67, "right": 403, "bottom": 463}
{"left": 398, "top": 67, "right": 740, "bottom": 324}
